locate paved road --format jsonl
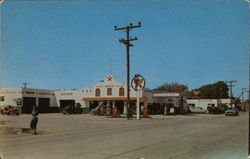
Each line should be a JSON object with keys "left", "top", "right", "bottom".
{"left": 0, "top": 112, "right": 248, "bottom": 159}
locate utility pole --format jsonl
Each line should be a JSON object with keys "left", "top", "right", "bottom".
{"left": 114, "top": 22, "right": 141, "bottom": 119}
{"left": 22, "top": 83, "right": 27, "bottom": 89}
{"left": 178, "top": 84, "right": 186, "bottom": 114}
{"left": 225, "top": 80, "right": 237, "bottom": 108}
{"left": 248, "top": 1, "right": 250, "bottom": 156}
{"left": 242, "top": 88, "right": 248, "bottom": 111}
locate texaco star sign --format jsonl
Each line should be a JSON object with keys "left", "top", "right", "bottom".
{"left": 132, "top": 74, "right": 145, "bottom": 90}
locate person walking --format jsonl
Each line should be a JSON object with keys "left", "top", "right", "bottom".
{"left": 30, "top": 105, "right": 38, "bottom": 135}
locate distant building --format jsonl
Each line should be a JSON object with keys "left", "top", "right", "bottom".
{"left": 220, "top": 99, "right": 231, "bottom": 107}
{"left": 153, "top": 92, "right": 182, "bottom": 107}
{"left": 151, "top": 92, "right": 188, "bottom": 114}
{"left": 187, "top": 99, "right": 219, "bottom": 110}
{"left": 187, "top": 98, "right": 232, "bottom": 110}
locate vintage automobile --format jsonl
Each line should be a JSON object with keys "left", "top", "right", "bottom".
{"left": 225, "top": 108, "right": 239, "bottom": 116}
{"left": 207, "top": 106, "right": 222, "bottom": 114}
{"left": 61, "top": 104, "right": 83, "bottom": 115}
{"left": 190, "top": 107, "right": 208, "bottom": 114}
{"left": 90, "top": 106, "right": 100, "bottom": 115}
{"left": 90, "top": 105, "right": 108, "bottom": 115}
{"left": 0, "top": 106, "right": 19, "bottom": 115}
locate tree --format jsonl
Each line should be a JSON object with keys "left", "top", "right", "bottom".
{"left": 192, "top": 81, "right": 229, "bottom": 99}
{"left": 154, "top": 82, "right": 191, "bottom": 96}
{"left": 234, "top": 97, "right": 241, "bottom": 104}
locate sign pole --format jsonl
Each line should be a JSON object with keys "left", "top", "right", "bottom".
{"left": 136, "top": 88, "right": 140, "bottom": 120}
{"left": 132, "top": 74, "right": 145, "bottom": 120}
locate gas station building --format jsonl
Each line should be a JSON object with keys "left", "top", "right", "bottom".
{"left": 0, "top": 74, "right": 184, "bottom": 114}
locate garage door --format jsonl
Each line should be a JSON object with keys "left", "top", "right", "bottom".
{"left": 59, "top": 100, "right": 75, "bottom": 109}
{"left": 22, "top": 97, "right": 36, "bottom": 114}
{"left": 39, "top": 98, "right": 50, "bottom": 113}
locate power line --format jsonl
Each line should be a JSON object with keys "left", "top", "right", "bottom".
{"left": 225, "top": 80, "right": 237, "bottom": 98}
{"left": 225, "top": 80, "right": 237, "bottom": 109}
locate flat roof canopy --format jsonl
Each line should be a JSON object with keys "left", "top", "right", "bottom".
{"left": 82, "top": 97, "right": 148, "bottom": 101}
{"left": 153, "top": 93, "right": 180, "bottom": 98}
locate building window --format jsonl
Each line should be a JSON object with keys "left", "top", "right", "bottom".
{"left": 107, "top": 88, "right": 112, "bottom": 96}
{"left": 95, "top": 88, "right": 100, "bottom": 97}
{"left": 119, "top": 87, "right": 124, "bottom": 96}
{"left": 0, "top": 96, "right": 4, "bottom": 102}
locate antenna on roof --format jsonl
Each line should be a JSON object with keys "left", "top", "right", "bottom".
{"left": 109, "top": 58, "right": 113, "bottom": 74}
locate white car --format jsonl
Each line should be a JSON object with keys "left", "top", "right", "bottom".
{"left": 225, "top": 108, "right": 239, "bottom": 116}
{"left": 190, "top": 107, "right": 208, "bottom": 114}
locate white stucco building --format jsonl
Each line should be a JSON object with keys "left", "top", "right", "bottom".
{"left": 55, "top": 74, "right": 153, "bottom": 114}
{"left": 0, "top": 88, "right": 56, "bottom": 113}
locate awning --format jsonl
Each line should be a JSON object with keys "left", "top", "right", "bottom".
{"left": 82, "top": 97, "right": 148, "bottom": 101}
{"left": 153, "top": 93, "right": 180, "bottom": 98}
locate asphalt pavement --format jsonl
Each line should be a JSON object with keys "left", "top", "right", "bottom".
{"left": 0, "top": 112, "right": 248, "bottom": 159}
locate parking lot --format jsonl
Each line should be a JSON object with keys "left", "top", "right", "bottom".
{"left": 0, "top": 112, "right": 248, "bottom": 159}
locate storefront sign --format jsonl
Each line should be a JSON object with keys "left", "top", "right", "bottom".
{"left": 61, "top": 92, "right": 73, "bottom": 96}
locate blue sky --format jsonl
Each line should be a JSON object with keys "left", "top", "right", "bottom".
{"left": 0, "top": 0, "right": 249, "bottom": 97}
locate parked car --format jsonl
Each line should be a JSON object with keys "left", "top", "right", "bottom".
{"left": 90, "top": 105, "right": 108, "bottom": 115}
{"left": 207, "top": 106, "right": 221, "bottom": 114}
{"left": 225, "top": 108, "right": 239, "bottom": 116}
{"left": 0, "top": 106, "right": 19, "bottom": 115}
{"left": 61, "top": 104, "right": 82, "bottom": 115}
{"left": 190, "top": 107, "right": 208, "bottom": 114}
{"left": 90, "top": 106, "right": 100, "bottom": 115}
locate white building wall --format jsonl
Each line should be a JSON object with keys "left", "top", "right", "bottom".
{"left": 0, "top": 75, "right": 155, "bottom": 110}
{"left": 54, "top": 75, "right": 154, "bottom": 108}
{"left": 220, "top": 99, "right": 231, "bottom": 107}
{"left": 0, "top": 88, "right": 56, "bottom": 107}
{"left": 22, "top": 88, "right": 56, "bottom": 107}
{"left": 54, "top": 90, "right": 88, "bottom": 107}
{"left": 0, "top": 88, "right": 23, "bottom": 106}
{"left": 94, "top": 83, "right": 127, "bottom": 98}
{"left": 187, "top": 99, "right": 200, "bottom": 108}
{"left": 142, "top": 89, "right": 154, "bottom": 106}
{"left": 187, "top": 99, "right": 219, "bottom": 110}
{"left": 152, "top": 92, "right": 182, "bottom": 108}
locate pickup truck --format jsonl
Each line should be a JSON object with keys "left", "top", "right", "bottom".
{"left": 1, "top": 106, "right": 19, "bottom": 115}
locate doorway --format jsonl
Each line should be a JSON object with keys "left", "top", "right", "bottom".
{"left": 22, "top": 97, "right": 36, "bottom": 114}
{"left": 115, "top": 101, "right": 124, "bottom": 114}
{"left": 38, "top": 98, "right": 50, "bottom": 113}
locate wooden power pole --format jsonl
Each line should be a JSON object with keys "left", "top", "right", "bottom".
{"left": 114, "top": 22, "right": 141, "bottom": 119}
{"left": 225, "top": 80, "right": 237, "bottom": 108}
